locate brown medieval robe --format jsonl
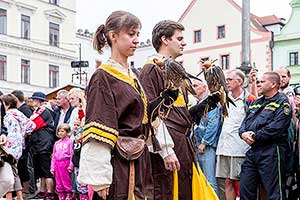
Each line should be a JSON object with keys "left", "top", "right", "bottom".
{"left": 139, "top": 60, "right": 196, "bottom": 200}
{"left": 82, "top": 61, "right": 153, "bottom": 200}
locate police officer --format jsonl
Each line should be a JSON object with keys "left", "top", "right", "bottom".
{"left": 239, "top": 72, "right": 292, "bottom": 200}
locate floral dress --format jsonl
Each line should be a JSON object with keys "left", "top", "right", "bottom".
{"left": 3, "top": 109, "right": 36, "bottom": 160}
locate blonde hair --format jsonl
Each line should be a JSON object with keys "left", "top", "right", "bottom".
{"left": 68, "top": 88, "right": 86, "bottom": 110}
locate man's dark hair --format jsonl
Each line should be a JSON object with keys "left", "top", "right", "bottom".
{"left": 152, "top": 20, "right": 184, "bottom": 52}
{"left": 0, "top": 90, "right": 3, "bottom": 96}
{"left": 264, "top": 72, "right": 281, "bottom": 89}
{"left": 11, "top": 90, "right": 25, "bottom": 102}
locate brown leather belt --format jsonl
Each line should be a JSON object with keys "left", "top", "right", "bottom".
{"left": 164, "top": 121, "right": 191, "bottom": 136}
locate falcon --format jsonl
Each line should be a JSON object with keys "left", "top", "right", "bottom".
{"left": 153, "top": 58, "right": 202, "bottom": 96}
{"left": 200, "top": 59, "right": 235, "bottom": 118}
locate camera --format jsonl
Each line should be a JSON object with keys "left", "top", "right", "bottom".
{"left": 294, "top": 85, "right": 300, "bottom": 96}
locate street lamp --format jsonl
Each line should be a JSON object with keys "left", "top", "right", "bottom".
{"left": 240, "top": 0, "right": 252, "bottom": 75}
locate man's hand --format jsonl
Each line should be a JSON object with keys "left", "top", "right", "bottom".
{"left": 0, "top": 134, "right": 7, "bottom": 145}
{"left": 295, "top": 95, "right": 300, "bottom": 108}
{"left": 161, "top": 88, "right": 179, "bottom": 105}
{"left": 198, "top": 144, "right": 206, "bottom": 153}
{"left": 163, "top": 153, "right": 180, "bottom": 171}
{"left": 97, "top": 187, "right": 110, "bottom": 200}
{"left": 249, "top": 68, "right": 257, "bottom": 83}
{"left": 241, "top": 131, "right": 255, "bottom": 145}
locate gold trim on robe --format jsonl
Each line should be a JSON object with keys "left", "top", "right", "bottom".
{"left": 82, "top": 121, "right": 119, "bottom": 148}
{"left": 99, "top": 64, "right": 148, "bottom": 124}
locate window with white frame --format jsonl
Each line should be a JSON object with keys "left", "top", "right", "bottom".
{"left": 217, "top": 25, "right": 225, "bottom": 39}
{"left": 289, "top": 52, "right": 298, "bottom": 66}
{"left": 49, "top": 22, "right": 59, "bottom": 47}
{"left": 21, "top": 15, "right": 30, "bottom": 39}
{"left": 194, "top": 30, "right": 201, "bottom": 43}
{"left": 49, "top": 65, "right": 59, "bottom": 88}
{"left": 0, "top": 9, "right": 7, "bottom": 34}
{"left": 221, "top": 55, "right": 229, "bottom": 69}
{"left": 0, "top": 55, "right": 6, "bottom": 80}
{"left": 21, "top": 59, "right": 30, "bottom": 84}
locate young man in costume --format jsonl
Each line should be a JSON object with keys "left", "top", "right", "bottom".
{"left": 139, "top": 20, "right": 219, "bottom": 200}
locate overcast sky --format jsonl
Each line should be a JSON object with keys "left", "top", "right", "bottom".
{"left": 76, "top": 0, "right": 292, "bottom": 41}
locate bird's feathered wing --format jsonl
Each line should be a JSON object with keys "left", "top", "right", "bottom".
{"left": 154, "top": 58, "right": 200, "bottom": 95}
{"left": 204, "top": 65, "right": 235, "bottom": 117}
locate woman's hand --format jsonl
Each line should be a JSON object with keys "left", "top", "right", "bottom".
{"left": 0, "top": 134, "right": 7, "bottom": 145}
{"left": 97, "top": 187, "right": 110, "bottom": 200}
{"left": 67, "top": 167, "right": 73, "bottom": 173}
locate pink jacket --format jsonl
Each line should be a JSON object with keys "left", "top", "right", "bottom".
{"left": 51, "top": 137, "right": 73, "bottom": 172}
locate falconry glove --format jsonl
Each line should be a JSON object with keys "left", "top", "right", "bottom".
{"left": 148, "top": 88, "right": 179, "bottom": 122}
{"left": 189, "top": 93, "right": 221, "bottom": 125}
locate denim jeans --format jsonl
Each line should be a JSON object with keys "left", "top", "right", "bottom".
{"left": 197, "top": 146, "right": 218, "bottom": 194}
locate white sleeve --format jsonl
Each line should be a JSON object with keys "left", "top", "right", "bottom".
{"left": 156, "top": 120, "right": 175, "bottom": 159}
{"left": 77, "top": 140, "right": 113, "bottom": 191}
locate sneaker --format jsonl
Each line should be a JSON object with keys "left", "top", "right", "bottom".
{"left": 23, "top": 192, "right": 31, "bottom": 200}
{"left": 30, "top": 192, "right": 47, "bottom": 199}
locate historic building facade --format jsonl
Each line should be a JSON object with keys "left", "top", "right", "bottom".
{"left": 0, "top": 0, "right": 77, "bottom": 95}
{"left": 273, "top": 0, "right": 300, "bottom": 85}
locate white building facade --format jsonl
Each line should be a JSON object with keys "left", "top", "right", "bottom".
{"left": 129, "top": 43, "right": 155, "bottom": 69}
{"left": 179, "top": 0, "right": 274, "bottom": 76}
{"left": 0, "top": 0, "right": 77, "bottom": 96}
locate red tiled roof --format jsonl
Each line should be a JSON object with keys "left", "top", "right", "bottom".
{"left": 256, "top": 15, "right": 285, "bottom": 26}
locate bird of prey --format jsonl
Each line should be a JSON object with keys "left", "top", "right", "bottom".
{"left": 200, "top": 59, "right": 235, "bottom": 118}
{"left": 153, "top": 58, "right": 202, "bottom": 96}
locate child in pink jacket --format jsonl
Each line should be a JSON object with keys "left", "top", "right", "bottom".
{"left": 51, "top": 123, "right": 73, "bottom": 200}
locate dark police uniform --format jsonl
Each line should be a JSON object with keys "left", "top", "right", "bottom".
{"left": 239, "top": 92, "right": 292, "bottom": 200}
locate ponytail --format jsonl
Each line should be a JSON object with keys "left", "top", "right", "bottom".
{"left": 93, "top": 24, "right": 106, "bottom": 54}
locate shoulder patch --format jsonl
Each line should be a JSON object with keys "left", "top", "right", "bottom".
{"left": 283, "top": 102, "right": 291, "bottom": 115}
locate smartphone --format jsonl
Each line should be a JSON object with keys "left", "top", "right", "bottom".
{"left": 294, "top": 85, "right": 300, "bottom": 96}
